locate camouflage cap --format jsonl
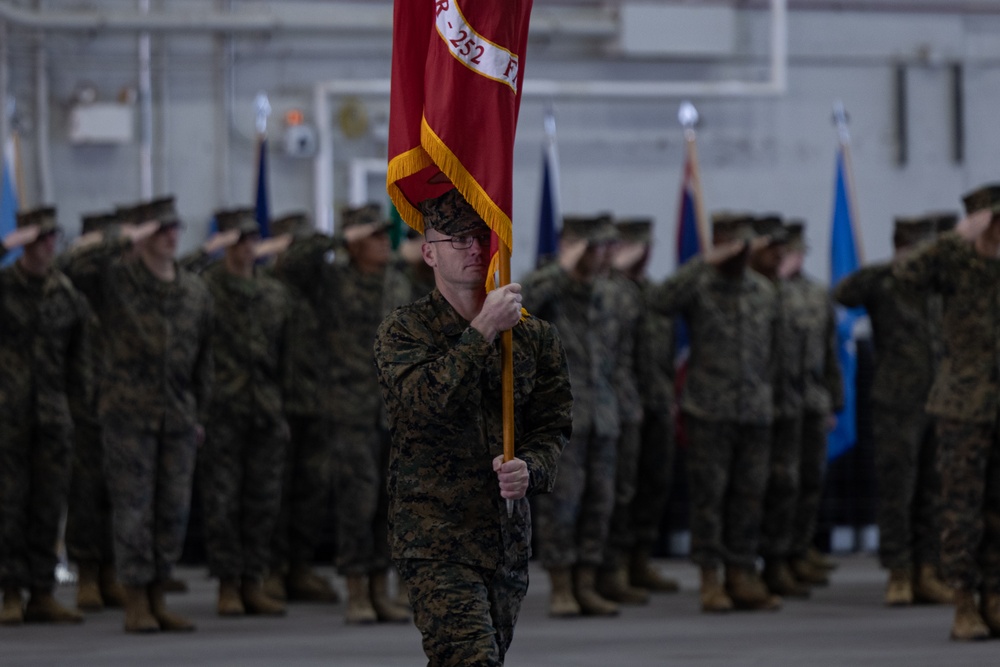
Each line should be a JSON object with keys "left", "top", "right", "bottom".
{"left": 923, "top": 211, "right": 958, "bottom": 234}
{"left": 961, "top": 183, "right": 1000, "bottom": 216}
{"left": 711, "top": 211, "right": 756, "bottom": 244}
{"left": 16, "top": 206, "right": 59, "bottom": 234}
{"left": 892, "top": 215, "right": 936, "bottom": 248}
{"left": 271, "top": 211, "right": 313, "bottom": 238}
{"left": 615, "top": 217, "right": 653, "bottom": 244}
{"left": 114, "top": 203, "right": 142, "bottom": 225}
{"left": 214, "top": 208, "right": 260, "bottom": 237}
{"left": 562, "top": 213, "right": 616, "bottom": 244}
{"left": 418, "top": 189, "right": 488, "bottom": 236}
{"left": 341, "top": 203, "right": 392, "bottom": 236}
{"left": 80, "top": 211, "right": 119, "bottom": 235}
{"left": 784, "top": 220, "right": 807, "bottom": 251}
{"left": 752, "top": 214, "right": 790, "bottom": 245}
{"left": 139, "top": 196, "right": 182, "bottom": 226}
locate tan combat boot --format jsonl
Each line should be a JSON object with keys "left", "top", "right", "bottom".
{"left": 981, "top": 592, "right": 1000, "bottom": 637}
{"left": 699, "top": 566, "right": 733, "bottom": 613}
{"left": 344, "top": 575, "right": 377, "bottom": 624}
{"left": 726, "top": 566, "right": 782, "bottom": 611}
{"left": 99, "top": 565, "right": 125, "bottom": 608}
{"left": 24, "top": 589, "right": 84, "bottom": 623}
{"left": 1, "top": 587, "right": 24, "bottom": 626}
{"left": 217, "top": 579, "right": 245, "bottom": 616}
{"left": 122, "top": 585, "right": 159, "bottom": 633}
{"left": 790, "top": 556, "right": 829, "bottom": 586}
{"left": 807, "top": 547, "right": 838, "bottom": 571}
{"left": 262, "top": 571, "right": 287, "bottom": 601}
{"left": 763, "top": 560, "right": 810, "bottom": 599}
{"left": 242, "top": 577, "right": 286, "bottom": 616}
{"left": 370, "top": 570, "right": 410, "bottom": 623}
{"left": 885, "top": 568, "right": 914, "bottom": 606}
{"left": 148, "top": 581, "right": 195, "bottom": 631}
{"left": 596, "top": 566, "right": 650, "bottom": 605}
{"left": 573, "top": 566, "right": 619, "bottom": 616}
{"left": 951, "top": 589, "right": 989, "bottom": 641}
{"left": 547, "top": 567, "right": 581, "bottom": 618}
{"left": 629, "top": 546, "right": 679, "bottom": 593}
{"left": 76, "top": 561, "right": 104, "bottom": 611}
{"left": 913, "top": 564, "right": 955, "bottom": 605}
{"left": 288, "top": 564, "right": 339, "bottom": 603}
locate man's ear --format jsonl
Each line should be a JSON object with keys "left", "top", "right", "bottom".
{"left": 421, "top": 241, "right": 437, "bottom": 268}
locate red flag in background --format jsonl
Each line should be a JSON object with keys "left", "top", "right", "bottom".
{"left": 387, "top": 0, "right": 533, "bottom": 287}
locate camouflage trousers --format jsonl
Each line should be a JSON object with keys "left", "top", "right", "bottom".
{"left": 535, "top": 425, "right": 617, "bottom": 568}
{"left": 873, "top": 404, "right": 941, "bottom": 570}
{"left": 270, "top": 415, "right": 335, "bottom": 574}
{"left": 685, "top": 415, "right": 770, "bottom": 569}
{"left": 790, "top": 411, "right": 829, "bottom": 558}
{"left": 331, "top": 422, "right": 391, "bottom": 575}
{"left": 396, "top": 558, "right": 528, "bottom": 667}
{"left": 0, "top": 420, "right": 73, "bottom": 590}
{"left": 761, "top": 416, "right": 804, "bottom": 559}
{"left": 104, "top": 420, "right": 197, "bottom": 587}
{"left": 65, "top": 419, "right": 115, "bottom": 565}
{"left": 935, "top": 418, "right": 1000, "bottom": 593}
{"left": 602, "top": 421, "right": 643, "bottom": 568}
{"left": 200, "top": 412, "right": 288, "bottom": 580}
{"left": 630, "top": 407, "right": 676, "bottom": 550}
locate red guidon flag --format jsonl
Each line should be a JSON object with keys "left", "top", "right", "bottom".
{"left": 386, "top": 0, "right": 533, "bottom": 287}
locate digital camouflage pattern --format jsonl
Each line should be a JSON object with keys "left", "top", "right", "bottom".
{"left": 198, "top": 263, "right": 291, "bottom": 580}
{"left": 935, "top": 418, "right": 1000, "bottom": 593}
{"left": 834, "top": 261, "right": 943, "bottom": 570}
{"left": 834, "top": 262, "right": 941, "bottom": 410}
{"left": 761, "top": 416, "right": 803, "bottom": 559}
{"left": 873, "top": 407, "right": 941, "bottom": 569}
{"left": 773, "top": 280, "right": 808, "bottom": 419}
{"left": 397, "top": 558, "right": 528, "bottom": 667}
{"left": 791, "top": 411, "right": 829, "bottom": 559}
{"left": 520, "top": 264, "right": 620, "bottom": 568}
{"left": 647, "top": 259, "right": 778, "bottom": 425}
{"left": 685, "top": 416, "right": 771, "bottom": 568}
{"left": 61, "top": 237, "right": 213, "bottom": 586}
{"left": 894, "top": 233, "right": 1000, "bottom": 423}
{"left": 374, "top": 289, "right": 572, "bottom": 569}
{"left": 790, "top": 274, "right": 844, "bottom": 415}
{"left": 61, "top": 237, "right": 214, "bottom": 432}
{"left": 0, "top": 255, "right": 91, "bottom": 589}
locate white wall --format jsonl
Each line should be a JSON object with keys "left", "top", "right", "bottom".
{"left": 4, "top": 2, "right": 1000, "bottom": 282}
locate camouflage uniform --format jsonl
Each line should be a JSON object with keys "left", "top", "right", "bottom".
{"left": 197, "top": 260, "right": 290, "bottom": 581}
{"left": 375, "top": 289, "right": 572, "bottom": 665}
{"left": 0, "top": 247, "right": 91, "bottom": 592}
{"left": 761, "top": 279, "right": 808, "bottom": 562}
{"left": 277, "top": 232, "right": 411, "bottom": 576}
{"left": 790, "top": 273, "right": 843, "bottom": 560}
{"left": 631, "top": 280, "right": 676, "bottom": 553}
{"left": 834, "top": 261, "right": 942, "bottom": 571}
{"left": 61, "top": 237, "right": 213, "bottom": 586}
{"left": 602, "top": 271, "right": 645, "bottom": 569}
{"left": 521, "top": 263, "right": 621, "bottom": 569}
{"left": 648, "top": 258, "right": 777, "bottom": 569}
{"left": 894, "top": 233, "right": 1000, "bottom": 593}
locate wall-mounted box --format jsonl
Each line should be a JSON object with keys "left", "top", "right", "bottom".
{"left": 68, "top": 103, "right": 134, "bottom": 144}
{"left": 617, "top": 4, "right": 736, "bottom": 58}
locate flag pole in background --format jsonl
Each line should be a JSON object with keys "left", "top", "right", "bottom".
{"left": 535, "top": 106, "right": 560, "bottom": 268}
{"left": 827, "top": 100, "right": 865, "bottom": 461}
{"left": 254, "top": 92, "right": 271, "bottom": 238}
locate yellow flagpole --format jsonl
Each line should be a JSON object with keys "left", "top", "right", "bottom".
{"left": 500, "top": 242, "right": 515, "bottom": 517}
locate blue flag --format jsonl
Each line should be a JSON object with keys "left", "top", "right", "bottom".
{"left": 254, "top": 136, "right": 270, "bottom": 238}
{"left": 828, "top": 146, "right": 863, "bottom": 461}
{"left": 1, "top": 141, "right": 19, "bottom": 267}
{"left": 536, "top": 114, "right": 560, "bottom": 268}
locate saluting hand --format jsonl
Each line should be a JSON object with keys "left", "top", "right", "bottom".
{"left": 202, "top": 229, "right": 241, "bottom": 255}
{"left": 557, "top": 237, "right": 589, "bottom": 274}
{"left": 121, "top": 220, "right": 161, "bottom": 244}
{"left": 2, "top": 224, "right": 41, "bottom": 250}
{"left": 493, "top": 455, "right": 530, "bottom": 500}
{"left": 955, "top": 208, "right": 994, "bottom": 242}
{"left": 704, "top": 239, "right": 748, "bottom": 266}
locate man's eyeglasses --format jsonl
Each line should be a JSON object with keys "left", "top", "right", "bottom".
{"left": 426, "top": 233, "right": 492, "bottom": 250}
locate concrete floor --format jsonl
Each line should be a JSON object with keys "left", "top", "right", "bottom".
{"left": 1, "top": 555, "right": 996, "bottom": 666}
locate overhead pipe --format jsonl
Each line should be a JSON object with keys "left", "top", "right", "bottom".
{"left": 138, "top": 0, "right": 152, "bottom": 199}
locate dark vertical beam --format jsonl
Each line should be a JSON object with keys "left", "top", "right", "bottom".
{"left": 894, "top": 63, "right": 907, "bottom": 167}
{"left": 951, "top": 61, "right": 964, "bottom": 164}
